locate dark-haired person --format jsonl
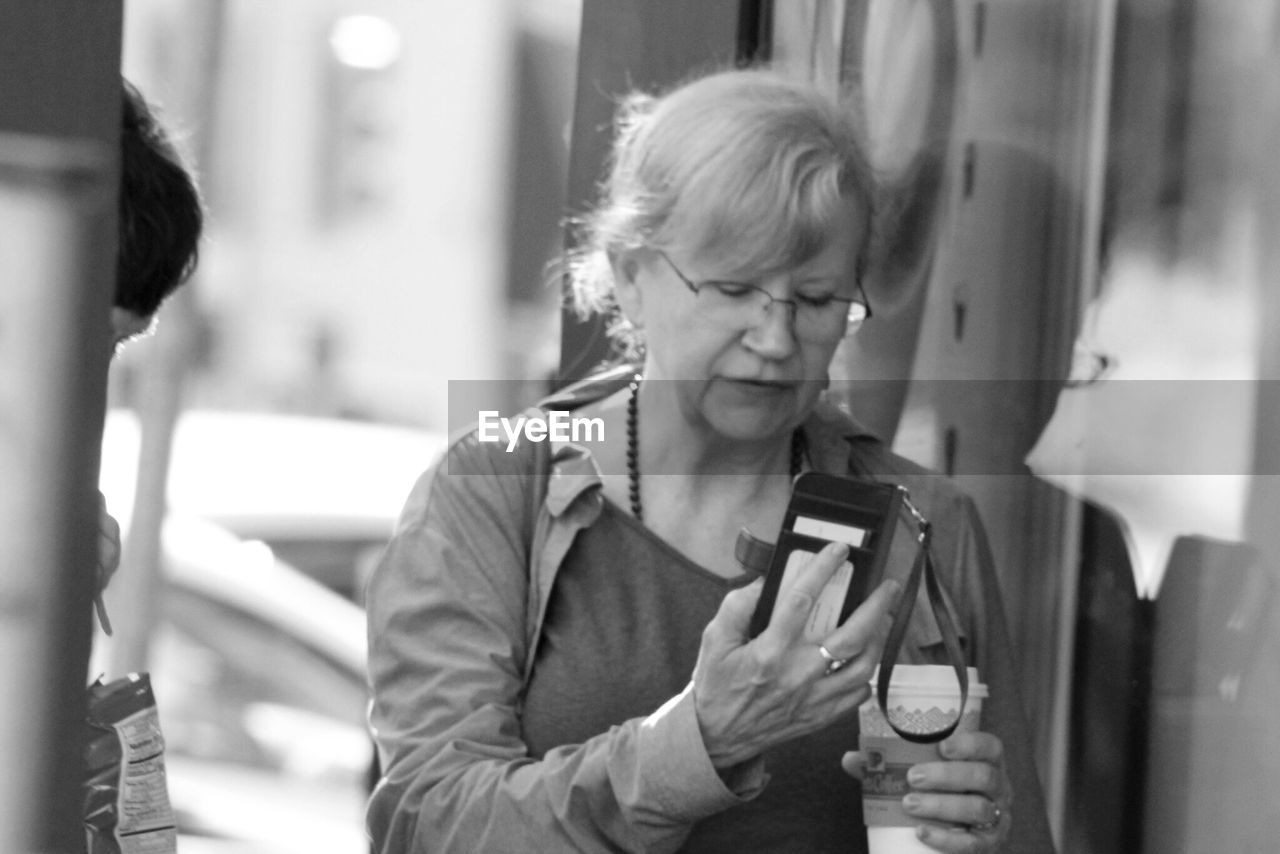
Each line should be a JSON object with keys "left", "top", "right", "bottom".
{"left": 95, "top": 78, "right": 204, "bottom": 601}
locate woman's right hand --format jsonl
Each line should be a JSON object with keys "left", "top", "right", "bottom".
{"left": 691, "top": 541, "right": 902, "bottom": 769}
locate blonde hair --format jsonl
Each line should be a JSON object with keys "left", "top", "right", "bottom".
{"left": 562, "top": 66, "right": 876, "bottom": 358}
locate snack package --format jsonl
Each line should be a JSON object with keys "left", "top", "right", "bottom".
{"left": 83, "top": 673, "right": 177, "bottom": 854}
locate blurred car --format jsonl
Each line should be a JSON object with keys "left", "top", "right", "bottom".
{"left": 92, "top": 515, "right": 371, "bottom": 854}
{"left": 100, "top": 409, "right": 446, "bottom": 600}
{"left": 96, "top": 408, "right": 442, "bottom": 849}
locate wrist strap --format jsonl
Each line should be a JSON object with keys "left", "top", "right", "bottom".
{"left": 874, "top": 490, "right": 969, "bottom": 744}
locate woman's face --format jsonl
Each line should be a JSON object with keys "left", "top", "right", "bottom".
{"left": 622, "top": 203, "right": 865, "bottom": 443}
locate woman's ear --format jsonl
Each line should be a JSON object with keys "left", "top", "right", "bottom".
{"left": 609, "top": 248, "right": 645, "bottom": 328}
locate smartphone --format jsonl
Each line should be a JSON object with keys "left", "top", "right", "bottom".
{"left": 748, "top": 472, "right": 904, "bottom": 640}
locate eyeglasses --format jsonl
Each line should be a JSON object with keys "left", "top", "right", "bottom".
{"left": 656, "top": 251, "right": 871, "bottom": 343}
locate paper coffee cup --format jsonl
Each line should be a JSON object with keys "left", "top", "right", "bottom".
{"left": 858, "top": 665, "right": 987, "bottom": 854}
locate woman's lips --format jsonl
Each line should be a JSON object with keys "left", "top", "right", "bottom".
{"left": 720, "top": 377, "right": 797, "bottom": 394}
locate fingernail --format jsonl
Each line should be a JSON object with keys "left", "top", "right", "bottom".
{"left": 916, "top": 825, "right": 931, "bottom": 842}
{"left": 827, "top": 541, "right": 848, "bottom": 556}
{"left": 903, "top": 794, "right": 922, "bottom": 812}
{"left": 907, "top": 767, "right": 926, "bottom": 786}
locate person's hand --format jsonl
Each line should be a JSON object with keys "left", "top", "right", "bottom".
{"left": 691, "top": 541, "right": 902, "bottom": 769}
{"left": 842, "top": 731, "right": 1012, "bottom": 852}
{"left": 94, "top": 492, "right": 120, "bottom": 635}
{"left": 96, "top": 491, "right": 122, "bottom": 595}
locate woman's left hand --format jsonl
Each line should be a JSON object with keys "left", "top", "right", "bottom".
{"left": 842, "top": 730, "right": 1012, "bottom": 852}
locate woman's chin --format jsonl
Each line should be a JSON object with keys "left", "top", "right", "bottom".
{"left": 701, "top": 383, "right": 812, "bottom": 441}
{"left": 702, "top": 409, "right": 798, "bottom": 447}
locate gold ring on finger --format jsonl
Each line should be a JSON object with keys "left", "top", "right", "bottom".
{"left": 971, "top": 802, "right": 1003, "bottom": 833}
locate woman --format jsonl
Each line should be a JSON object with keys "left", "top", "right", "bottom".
{"left": 366, "top": 67, "right": 1053, "bottom": 852}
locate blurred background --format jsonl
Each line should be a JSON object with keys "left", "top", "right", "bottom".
{"left": 112, "top": 0, "right": 578, "bottom": 425}
{"left": 112, "top": 4, "right": 579, "bottom": 851}
{"left": 2, "top": 1, "right": 1278, "bottom": 853}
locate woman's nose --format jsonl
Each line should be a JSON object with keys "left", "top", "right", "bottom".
{"left": 742, "top": 298, "right": 798, "bottom": 358}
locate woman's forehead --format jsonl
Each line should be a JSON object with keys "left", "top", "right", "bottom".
{"left": 673, "top": 201, "right": 866, "bottom": 276}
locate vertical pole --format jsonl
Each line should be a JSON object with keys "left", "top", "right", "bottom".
{"left": 1042, "top": 1, "right": 1118, "bottom": 843}
{"left": 0, "top": 2, "right": 123, "bottom": 850}
{"left": 0, "top": 139, "right": 113, "bottom": 854}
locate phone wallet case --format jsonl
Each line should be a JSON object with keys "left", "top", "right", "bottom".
{"left": 748, "top": 472, "right": 905, "bottom": 640}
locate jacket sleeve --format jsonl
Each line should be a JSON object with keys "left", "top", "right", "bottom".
{"left": 364, "top": 435, "right": 761, "bottom": 853}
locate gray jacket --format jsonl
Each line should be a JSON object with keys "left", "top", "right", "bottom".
{"left": 365, "top": 381, "right": 1053, "bottom": 853}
